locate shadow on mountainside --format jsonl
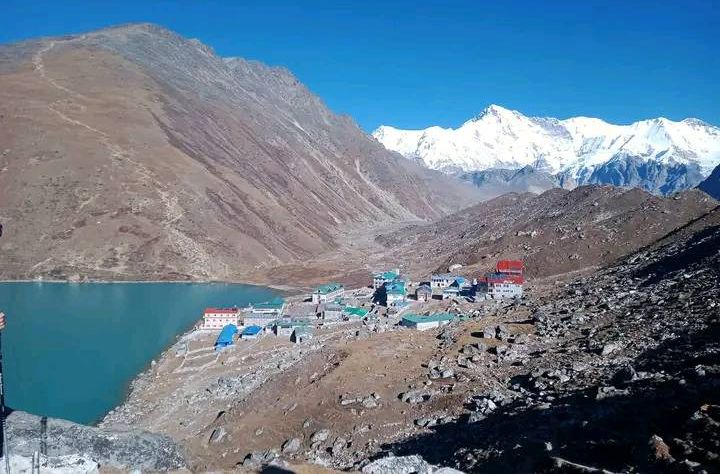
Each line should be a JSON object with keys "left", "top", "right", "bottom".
{"left": 633, "top": 224, "right": 720, "bottom": 286}
{"left": 376, "top": 319, "right": 720, "bottom": 473}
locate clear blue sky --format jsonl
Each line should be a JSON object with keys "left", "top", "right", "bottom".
{"left": 1, "top": 0, "right": 718, "bottom": 131}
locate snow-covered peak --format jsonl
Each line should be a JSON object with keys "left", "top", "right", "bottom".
{"left": 467, "top": 104, "right": 521, "bottom": 124}
{"left": 372, "top": 107, "right": 720, "bottom": 181}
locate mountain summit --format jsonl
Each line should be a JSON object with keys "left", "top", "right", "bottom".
{"left": 373, "top": 105, "right": 720, "bottom": 195}
{"left": 0, "top": 23, "right": 478, "bottom": 281}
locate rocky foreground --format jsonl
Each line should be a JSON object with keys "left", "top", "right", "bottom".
{"left": 376, "top": 208, "right": 720, "bottom": 472}
{"left": 5, "top": 410, "right": 186, "bottom": 471}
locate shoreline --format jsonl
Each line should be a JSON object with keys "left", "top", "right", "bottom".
{"left": 0, "top": 278, "right": 302, "bottom": 294}
{"left": 3, "top": 279, "right": 299, "bottom": 428}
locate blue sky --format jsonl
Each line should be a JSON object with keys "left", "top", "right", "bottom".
{"left": 1, "top": 1, "right": 718, "bottom": 131}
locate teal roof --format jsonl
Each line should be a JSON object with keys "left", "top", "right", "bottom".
{"left": 402, "top": 312, "right": 457, "bottom": 324}
{"left": 386, "top": 280, "right": 406, "bottom": 295}
{"left": 344, "top": 306, "right": 369, "bottom": 317}
{"left": 275, "top": 319, "right": 311, "bottom": 329}
{"left": 253, "top": 298, "right": 285, "bottom": 310}
{"left": 315, "top": 283, "right": 344, "bottom": 294}
{"left": 374, "top": 270, "right": 399, "bottom": 280}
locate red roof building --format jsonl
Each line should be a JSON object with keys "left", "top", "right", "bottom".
{"left": 202, "top": 307, "right": 240, "bottom": 330}
{"left": 496, "top": 260, "right": 524, "bottom": 275}
{"left": 203, "top": 307, "right": 239, "bottom": 315}
{"left": 483, "top": 273, "right": 525, "bottom": 285}
{"left": 482, "top": 272, "right": 524, "bottom": 298}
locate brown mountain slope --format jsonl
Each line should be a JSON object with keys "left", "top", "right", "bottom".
{"left": 0, "top": 23, "right": 479, "bottom": 282}
{"left": 376, "top": 185, "right": 718, "bottom": 279}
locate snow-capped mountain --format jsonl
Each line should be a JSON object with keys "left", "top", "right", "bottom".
{"left": 373, "top": 105, "right": 720, "bottom": 195}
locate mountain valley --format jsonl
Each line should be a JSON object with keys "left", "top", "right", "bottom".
{"left": 1, "top": 22, "right": 719, "bottom": 474}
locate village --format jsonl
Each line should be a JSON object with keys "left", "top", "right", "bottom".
{"left": 200, "top": 260, "right": 526, "bottom": 351}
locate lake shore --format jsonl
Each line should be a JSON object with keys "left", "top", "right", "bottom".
{"left": 0, "top": 278, "right": 302, "bottom": 295}
{"left": 1, "top": 281, "right": 283, "bottom": 425}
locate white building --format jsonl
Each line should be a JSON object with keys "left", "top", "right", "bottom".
{"left": 311, "top": 283, "right": 344, "bottom": 304}
{"left": 385, "top": 280, "right": 407, "bottom": 307}
{"left": 485, "top": 273, "right": 524, "bottom": 298}
{"left": 430, "top": 274, "right": 461, "bottom": 289}
{"left": 247, "top": 298, "right": 286, "bottom": 317}
{"left": 322, "top": 303, "right": 344, "bottom": 321}
{"left": 401, "top": 313, "right": 456, "bottom": 331}
{"left": 201, "top": 307, "right": 240, "bottom": 330}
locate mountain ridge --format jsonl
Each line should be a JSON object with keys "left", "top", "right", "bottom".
{"left": 0, "top": 23, "right": 479, "bottom": 282}
{"left": 373, "top": 104, "right": 720, "bottom": 195}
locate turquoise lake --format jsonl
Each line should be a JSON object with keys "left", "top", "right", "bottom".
{"left": 0, "top": 282, "right": 279, "bottom": 425}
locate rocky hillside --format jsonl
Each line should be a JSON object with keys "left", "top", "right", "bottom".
{"left": 698, "top": 163, "right": 720, "bottom": 200}
{"left": 98, "top": 202, "right": 720, "bottom": 472}
{"left": 0, "top": 23, "right": 478, "bottom": 282}
{"left": 380, "top": 207, "right": 720, "bottom": 473}
{"left": 377, "top": 186, "right": 718, "bottom": 279}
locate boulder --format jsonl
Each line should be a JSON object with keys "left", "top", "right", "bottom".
{"left": 208, "top": 426, "right": 227, "bottom": 444}
{"left": 399, "top": 389, "right": 432, "bottom": 404}
{"left": 281, "top": 437, "right": 301, "bottom": 454}
{"left": 362, "top": 454, "right": 464, "bottom": 473}
{"left": 7, "top": 410, "right": 186, "bottom": 471}
{"left": 310, "top": 428, "right": 331, "bottom": 443}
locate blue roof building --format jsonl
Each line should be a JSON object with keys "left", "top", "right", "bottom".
{"left": 215, "top": 324, "right": 238, "bottom": 350}
{"left": 241, "top": 325, "right": 263, "bottom": 339}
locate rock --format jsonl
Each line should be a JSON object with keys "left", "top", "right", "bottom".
{"left": 3, "top": 454, "right": 99, "bottom": 474}
{"left": 595, "top": 386, "right": 629, "bottom": 400}
{"left": 601, "top": 342, "right": 622, "bottom": 356}
{"left": 243, "top": 451, "right": 264, "bottom": 467}
{"left": 362, "top": 454, "right": 463, "bottom": 473}
{"left": 467, "top": 411, "right": 486, "bottom": 423}
{"left": 362, "top": 396, "right": 379, "bottom": 408}
{"left": 208, "top": 426, "right": 227, "bottom": 444}
{"left": 399, "top": 389, "right": 432, "bottom": 404}
{"left": 649, "top": 434, "right": 673, "bottom": 462}
{"left": 331, "top": 437, "right": 347, "bottom": 455}
{"left": 7, "top": 410, "right": 186, "bottom": 471}
{"left": 255, "top": 427, "right": 264, "bottom": 436}
{"left": 310, "top": 428, "right": 331, "bottom": 443}
{"left": 611, "top": 365, "right": 637, "bottom": 385}
{"left": 415, "top": 417, "right": 438, "bottom": 428}
{"left": 281, "top": 437, "right": 301, "bottom": 454}
{"left": 482, "top": 327, "right": 495, "bottom": 338}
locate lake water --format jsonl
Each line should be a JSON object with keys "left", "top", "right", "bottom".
{"left": 0, "top": 282, "right": 280, "bottom": 425}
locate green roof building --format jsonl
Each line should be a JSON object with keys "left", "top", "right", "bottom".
{"left": 251, "top": 297, "right": 286, "bottom": 314}
{"left": 401, "top": 312, "right": 457, "bottom": 331}
{"left": 312, "top": 283, "right": 345, "bottom": 304}
{"left": 373, "top": 269, "right": 400, "bottom": 289}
